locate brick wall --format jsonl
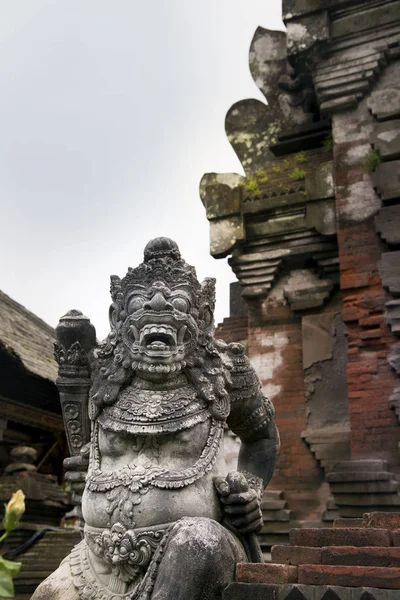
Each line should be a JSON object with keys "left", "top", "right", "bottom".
{"left": 333, "top": 106, "right": 400, "bottom": 472}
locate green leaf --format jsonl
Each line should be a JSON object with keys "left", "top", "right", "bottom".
{"left": 0, "top": 562, "right": 15, "bottom": 599}
{"left": 0, "top": 557, "right": 21, "bottom": 578}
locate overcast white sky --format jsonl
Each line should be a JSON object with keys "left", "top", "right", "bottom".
{"left": 0, "top": 1, "right": 283, "bottom": 340}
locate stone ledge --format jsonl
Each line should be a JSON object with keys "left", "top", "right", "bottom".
{"left": 289, "top": 528, "right": 391, "bottom": 547}
{"left": 298, "top": 565, "right": 400, "bottom": 589}
{"left": 224, "top": 583, "right": 400, "bottom": 600}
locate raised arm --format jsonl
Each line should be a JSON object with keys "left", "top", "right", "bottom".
{"left": 214, "top": 343, "right": 280, "bottom": 550}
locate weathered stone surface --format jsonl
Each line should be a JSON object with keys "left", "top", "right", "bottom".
{"left": 334, "top": 494, "right": 400, "bottom": 507}
{"left": 298, "top": 565, "right": 400, "bottom": 589}
{"left": 200, "top": 173, "right": 242, "bottom": 220}
{"left": 321, "top": 547, "right": 400, "bottom": 567}
{"left": 225, "top": 582, "right": 400, "bottom": 600}
{"left": 379, "top": 252, "right": 400, "bottom": 294}
{"left": 327, "top": 471, "right": 394, "bottom": 483}
{"left": 289, "top": 528, "right": 391, "bottom": 547}
{"left": 271, "top": 545, "right": 322, "bottom": 566}
{"left": 370, "top": 120, "right": 400, "bottom": 160}
{"left": 236, "top": 563, "right": 298, "bottom": 584}
{"left": 32, "top": 238, "right": 280, "bottom": 600}
{"left": 363, "top": 513, "right": 400, "bottom": 530}
{"left": 333, "top": 518, "right": 363, "bottom": 529}
{"left": 224, "top": 583, "right": 278, "bottom": 600}
{"left": 375, "top": 206, "right": 400, "bottom": 245}
{"left": 392, "top": 530, "right": 400, "bottom": 546}
{"left": 368, "top": 88, "right": 400, "bottom": 121}
{"left": 330, "top": 481, "right": 399, "bottom": 495}
{"left": 372, "top": 161, "right": 400, "bottom": 203}
{"left": 209, "top": 215, "right": 245, "bottom": 258}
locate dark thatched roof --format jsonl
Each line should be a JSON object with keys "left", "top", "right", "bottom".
{"left": 0, "top": 290, "right": 57, "bottom": 383}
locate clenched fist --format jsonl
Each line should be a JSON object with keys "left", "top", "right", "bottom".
{"left": 214, "top": 471, "right": 263, "bottom": 535}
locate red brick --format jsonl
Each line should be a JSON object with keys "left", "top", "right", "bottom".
{"left": 235, "top": 563, "right": 298, "bottom": 584}
{"left": 321, "top": 546, "right": 400, "bottom": 567}
{"left": 333, "top": 518, "right": 363, "bottom": 528}
{"left": 392, "top": 530, "right": 400, "bottom": 546}
{"left": 271, "top": 546, "right": 322, "bottom": 566}
{"left": 363, "top": 512, "right": 400, "bottom": 530}
{"left": 298, "top": 564, "right": 400, "bottom": 589}
{"left": 289, "top": 528, "right": 391, "bottom": 547}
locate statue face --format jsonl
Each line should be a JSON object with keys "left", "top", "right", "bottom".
{"left": 120, "top": 279, "right": 199, "bottom": 372}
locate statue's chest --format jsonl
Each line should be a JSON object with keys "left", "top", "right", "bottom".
{"left": 96, "top": 384, "right": 209, "bottom": 435}
{"left": 97, "top": 422, "right": 209, "bottom": 471}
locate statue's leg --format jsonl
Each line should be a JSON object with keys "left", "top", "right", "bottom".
{"left": 31, "top": 556, "right": 79, "bottom": 600}
{"left": 151, "top": 517, "right": 247, "bottom": 600}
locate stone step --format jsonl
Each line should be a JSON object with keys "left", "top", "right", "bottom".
{"left": 262, "top": 509, "right": 292, "bottom": 522}
{"left": 339, "top": 506, "right": 400, "bottom": 518}
{"left": 224, "top": 583, "right": 400, "bottom": 600}
{"left": 289, "top": 528, "right": 391, "bottom": 547}
{"left": 333, "top": 518, "right": 363, "bottom": 528}
{"left": 298, "top": 564, "right": 400, "bottom": 589}
{"left": 363, "top": 512, "right": 400, "bottom": 529}
{"left": 272, "top": 545, "right": 400, "bottom": 567}
{"left": 258, "top": 533, "right": 290, "bottom": 549}
{"left": 327, "top": 470, "right": 394, "bottom": 482}
{"left": 236, "top": 563, "right": 298, "bottom": 585}
{"left": 263, "top": 490, "right": 284, "bottom": 500}
{"left": 334, "top": 493, "right": 400, "bottom": 506}
{"left": 261, "top": 499, "right": 287, "bottom": 510}
{"left": 329, "top": 460, "right": 388, "bottom": 472}
{"left": 330, "top": 480, "right": 400, "bottom": 494}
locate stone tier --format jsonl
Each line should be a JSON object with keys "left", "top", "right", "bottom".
{"left": 259, "top": 490, "right": 327, "bottom": 561}
{"left": 326, "top": 460, "right": 400, "bottom": 518}
{"left": 259, "top": 490, "right": 292, "bottom": 559}
{"left": 227, "top": 511, "right": 400, "bottom": 599}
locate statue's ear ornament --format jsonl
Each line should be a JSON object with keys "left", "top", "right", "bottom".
{"left": 110, "top": 275, "right": 123, "bottom": 304}
{"left": 200, "top": 278, "right": 216, "bottom": 312}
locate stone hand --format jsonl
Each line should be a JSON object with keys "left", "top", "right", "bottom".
{"left": 214, "top": 471, "right": 263, "bottom": 535}
{"left": 63, "top": 442, "right": 90, "bottom": 505}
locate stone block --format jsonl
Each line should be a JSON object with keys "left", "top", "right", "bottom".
{"left": 327, "top": 471, "right": 393, "bottom": 483}
{"left": 321, "top": 546, "right": 400, "bottom": 567}
{"left": 289, "top": 528, "right": 391, "bottom": 547}
{"left": 367, "top": 88, "right": 400, "bottom": 121}
{"left": 379, "top": 252, "right": 400, "bottom": 295}
{"left": 236, "top": 563, "right": 298, "bottom": 584}
{"left": 392, "top": 530, "right": 400, "bottom": 546}
{"left": 334, "top": 495, "right": 400, "bottom": 507}
{"left": 224, "top": 582, "right": 278, "bottom": 600}
{"left": 271, "top": 545, "right": 322, "bottom": 566}
{"left": 372, "top": 160, "right": 400, "bottom": 203}
{"left": 330, "top": 481, "right": 399, "bottom": 494}
{"left": 333, "top": 518, "right": 363, "bottom": 529}
{"left": 370, "top": 120, "right": 400, "bottom": 161}
{"left": 363, "top": 512, "right": 400, "bottom": 530}
{"left": 298, "top": 565, "right": 400, "bottom": 589}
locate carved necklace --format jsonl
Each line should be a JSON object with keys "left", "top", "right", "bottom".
{"left": 87, "top": 417, "right": 223, "bottom": 494}
{"left": 97, "top": 383, "right": 209, "bottom": 435}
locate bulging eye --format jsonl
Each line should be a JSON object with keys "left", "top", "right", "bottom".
{"left": 172, "top": 297, "right": 189, "bottom": 313}
{"left": 128, "top": 296, "right": 144, "bottom": 313}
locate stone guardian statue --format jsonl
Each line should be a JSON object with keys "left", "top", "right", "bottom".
{"left": 32, "top": 237, "right": 280, "bottom": 600}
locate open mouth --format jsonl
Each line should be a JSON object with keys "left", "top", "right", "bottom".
{"left": 130, "top": 323, "right": 188, "bottom": 356}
